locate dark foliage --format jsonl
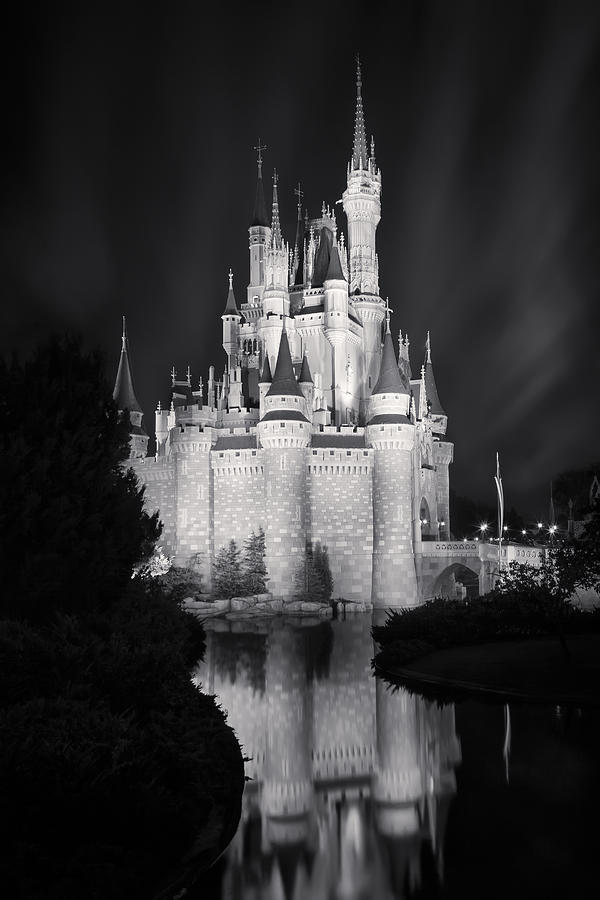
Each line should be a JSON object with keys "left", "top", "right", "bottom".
{"left": 294, "top": 541, "right": 333, "bottom": 602}
{"left": 212, "top": 539, "right": 245, "bottom": 599}
{"left": 0, "top": 336, "right": 244, "bottom": 899}
{"left": 155, "top": 564, "right": 205, "bottom": 603}
{"left": 212, "top": 630, "right": 268, "bottom": 693}
{"left": 0, "top": 336, "right": 160, "bottom": 622}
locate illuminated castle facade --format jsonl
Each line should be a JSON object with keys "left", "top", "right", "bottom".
{"left": 114, "top": 62, "right": 454, "bottom": 608}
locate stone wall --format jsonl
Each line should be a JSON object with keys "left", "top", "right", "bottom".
{"left": 307, "top": 448, "right": 374, "bottom": 602}
{"left": 132, "top": 457, "right": 177, "bottom": 557}
{"left": 212, "top": 448, "right": 266, "bottom": 558}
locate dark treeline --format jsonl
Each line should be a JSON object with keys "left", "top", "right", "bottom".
{"left": 0, "top": 337, "right": 244, "bottom": 899}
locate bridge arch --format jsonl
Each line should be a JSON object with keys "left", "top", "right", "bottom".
{"left": 431, "top": 562, "right": 480, "bottom": 600}
{"left": 420, "top": 497, "right": 434, "bottom": 540}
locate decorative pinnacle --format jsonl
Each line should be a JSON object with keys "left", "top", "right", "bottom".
{"left": 294, "top": 181, "right": 303, "bottom": 213}
{"left": 426, "top": 331, "right": 432, "bottom": 364}
{"left": 271, "top": 168, "right": 282, "bottom": 249}
{"left": 254, "top": 138, "right": 267, "bottom": 178}
{"left": 352, "top": 54, "right": 368, "bottom": 170}
{"left": 121, "top": 315, "right": 127, "bottom": 351}
{"left": 228, "top": 267, "right": 233, "bottom": 289}
{"left": 171, "top": 366, "right": 176, "bottom": 385}
{"left": 186, "top": 365, "right": 191, "bottom": 384}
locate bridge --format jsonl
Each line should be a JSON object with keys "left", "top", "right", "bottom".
{"left": 417, "top": 541, "right": 544, "bottom": 600}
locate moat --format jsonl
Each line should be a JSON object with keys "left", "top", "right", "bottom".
{"left": 192, "top": 615, "right": 599, "bottom": 899}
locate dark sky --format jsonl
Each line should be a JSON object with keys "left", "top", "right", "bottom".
{"left": 2, "top": 0, "right": 599, "bottom": 519}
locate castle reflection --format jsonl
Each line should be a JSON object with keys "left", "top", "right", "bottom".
{"left": 193, "top": 615, "right": 461, "bottom": 899}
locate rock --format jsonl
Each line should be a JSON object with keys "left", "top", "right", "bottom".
{"left": 301, "top": 601, "right": 326, "bottom": 613}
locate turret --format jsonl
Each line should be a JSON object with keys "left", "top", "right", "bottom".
{"left": 423, "top": 332, "right": 453, "bottom": 539}
{"left": 342, "top": 58, "right": 385, "bottom": 417}
{"left": 258, "top": 353, "right": 272, "bottom": 418}
{"left": 247, "top": 140, "right": 271, "bottom": 305}
{"left": 324, "top": 244, "right": 351, "bottom": 425}
{"left": 222, "top": 268, "right": 241, "bottom": 366}
{"left": 423, "top": 332, "right": 447, "bottom": 436}
{"left": 263, "top": 170, "right": 290, "bottom": 313}
{"left": 258, "top": 328, "right": 309, "bottom": 600}
{"left": 298, "top": 353, "right": 314, "bottom": 422}
{"left": 112, "top": 317, "right": 148, "bottom": 459}
{"left": 366, "top": 328, "right": 418, "bottom": 606}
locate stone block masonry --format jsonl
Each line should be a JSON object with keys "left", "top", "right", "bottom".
{"left": 212, "top": 448, "right": 265, "bottom": 556}
{"left": 308, "top": 447, "right": 373, "bottom": 602}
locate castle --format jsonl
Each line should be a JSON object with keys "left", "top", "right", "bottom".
{"left": 113, "top": 62, "right": 454, "bottom": 608}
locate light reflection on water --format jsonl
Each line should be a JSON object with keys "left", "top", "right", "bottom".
{"left": 193, "top": 615, "right": 459, "bottom": 899}
{"left": 192, "top": 615, "right": 600, "bottom": 899}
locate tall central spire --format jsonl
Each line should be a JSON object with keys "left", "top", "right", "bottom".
{"left": 352, "top": 55, "right": 368, "bottom": 170}
{"left": 271, "top": 169, "right": 283, "bottom": 249}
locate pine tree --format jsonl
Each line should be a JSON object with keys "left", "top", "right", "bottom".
{"left": 243, "top": 527, "right": 268, "bottom": 594}
{"left": 212, "top": 540, "right": 244, "bottom": 599}
{"left": 294, "top": 543, "right": 326, "bottom": 602}
{"left": 313, "top": 541, "right": 333, "bottom": 600}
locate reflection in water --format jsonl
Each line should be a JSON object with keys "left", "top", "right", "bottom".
{"left": 193, "top": 616, "right": 461, "bottom": 899}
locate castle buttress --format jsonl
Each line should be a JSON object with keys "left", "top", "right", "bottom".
{"left": 114, "top": 62, "right": 454, "bottom": 608}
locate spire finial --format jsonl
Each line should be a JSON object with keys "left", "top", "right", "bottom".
{"left": 352, "top": 54, "right": 368, "bottom": 170}
{"left": 228, "top": 267, "right": 233, "bottom": 290}
{"left": 171, "top": 366, "right": 176, "bottom": 386}
{"left": 426, "top": 331, "right": 431, "bottom": 364}
{"left": 384, "top": 296, "right": 393, "bottom": 333}
{"left": 121, "top": 315, "right": 127, "bottom": 351}
{"left": 254, "top": 138, "right": 267, "bottom": 178}
{"left": 294, "top": 181, "right": 303, "bottom": 215}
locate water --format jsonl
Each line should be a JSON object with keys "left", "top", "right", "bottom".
{"left": 192, "top": 615, "right": 600, "bottom": 899}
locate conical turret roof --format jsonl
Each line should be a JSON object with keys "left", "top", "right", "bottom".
{"left": 113, "top": 317, "right": 142, "bottom": 413}
{"left": 259, "top": 354, "right": 272, "bottom": 383}
{"left": 325, "top": 243, "right": 345, "bottom": 282}
{"left": 311, "top": 228, "right": 333, "bottom": 288}
{"left": 222, "top": 269, "right": 240, "bottom": 316}
{"left": 423, "top": 332, "right": 445, "bottom": 415}
{"left": 372, "top": 330, "right": 410, "bottom": 396}
{"left": 298, "top": 354, "right": 313, "bottom": 384}
{"left": 266, "top": 328, "right": 303, "bottom": 397}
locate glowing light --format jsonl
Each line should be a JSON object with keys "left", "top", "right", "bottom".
{"left": 503, "top": 525, "right": 508, "bottom": 532}
{"left": 549, "top": 524, "right": 557, "bottom": 534}
{"left": 522, "top": 529, "right": 526, "bottom": 535}
{"left": 537, "top": 522, "right": 543, "bottom": 529}
{"left": 479, "top": 523, "right": 488, "bottom": 533}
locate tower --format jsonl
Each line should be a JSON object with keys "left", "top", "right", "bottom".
{"left": 424, "top": 332, "right": 453, "bottom": 540}
{"left": 221, "top": 268, "right": 241, "bottom": 366}
{"left": 324, "top": 244, "right": 350, "bottom": 425}
{"left": 258, "top": 328, "right": 310, "bottom": 600}
{"left": 366, "top": 327, "right": 418, "bottom": 607}
{"left": 247, "top": 140, "right": 271, "bottom": 305}
{"left": 112, "top": 317, "right": 149, "bottom": 459}
{"left": 342, "top": 57, "right": 385, "bottom": 415}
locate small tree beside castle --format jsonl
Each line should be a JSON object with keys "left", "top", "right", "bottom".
{"left": 294, "top": 541, "right": 333, "bottom": 603}
{"left": 212, "top": 529, "right": 269, "bottom": 599}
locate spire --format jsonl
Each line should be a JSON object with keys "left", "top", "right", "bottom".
{"left": 423, "top": 332, "right": 445, "bottom": 416}
{"left": 251, "top": 139, "right": 269, "bottom": 227}
{"left": 113, "top": 316, "right": 142, "bottom": 413}
{"left": 292, "top": 182, "right": 304, "bottom": 285}
{"left": 325, "top": 243, "right": 346, "bottom": 282}
{"left": 352, "top": 55, "right": 368, "bottom": 170}
{"left": 266, "top": 328, "right": 303, "bottom": 397}
{"left": 299, "top": 354, "right": 313, "bottom": 384}
{"left": 372, "top": 330, "right": 410, "bottom": 395}
{"left": 271, "top": 169, "right": 283, "bottom": 249}
{"left": 222, "top": 268, "right": 240, "bottom": 315}
{"left": 259, "top": 354, "right": 272, "bottom": 384}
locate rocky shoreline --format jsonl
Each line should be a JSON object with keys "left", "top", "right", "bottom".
{"left": 182, "top": 593, "right": 372, "bottom": 619}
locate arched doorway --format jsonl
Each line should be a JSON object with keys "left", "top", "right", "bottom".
{"left": 431, "top": 563, "right": 480, "bottom": 600}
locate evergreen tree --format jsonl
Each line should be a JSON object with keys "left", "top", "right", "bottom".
{"left": 243, "top": 527, "right": 268, "bottom": 594}
{"left": 313, "top": 541, "right": 333, "bottom": 600}
{"left": 294, "top": 543, "right": 326, "bottom": 602}
{"left": 212, "top": 540, "right": 244, "bottom": 599}
{"left": 0, "top": 335, "right": 160, "bottom": 622}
